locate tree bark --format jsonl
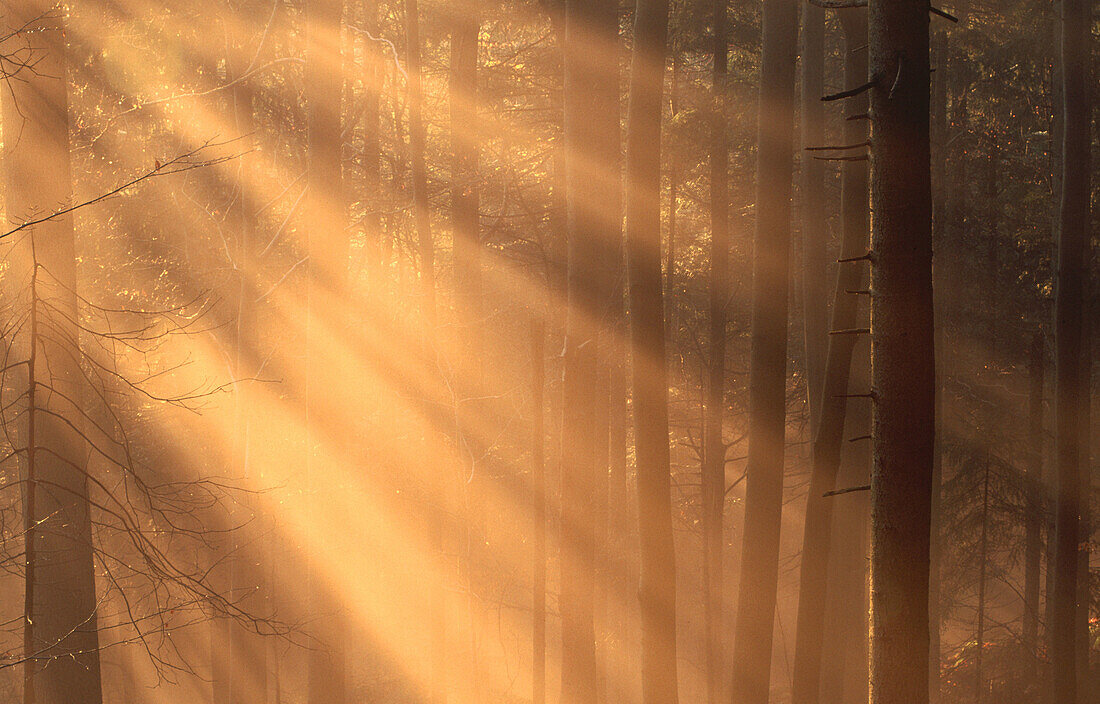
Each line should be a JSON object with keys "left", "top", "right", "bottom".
{"left": 624, "top": 1, "right": 679, "bottom": 703}
{"left": 2, "top": 3, "right": 104, "bottom": 702}
{"left": 1025, "top": 332, "right": 1044, "bottom": 678}
{"left": 817, "top": 16, "right": 872, "bottom": 704}
{"left": 531, "top": 319, "right": 548, "bottom": 704}
{"left": 799, "top": 0, "right": 828, "bottom": 435}
{"left": 304, "top": 0, "right": 348, "bottom": 701}
{"left": 791, "top": 11, "right": 870, "bottom": 704}
{"left": 729, "top": 1, "right": 798, "bottom": 702}
{"left": 1050, "top": 0, "right": 1090, "bottom": 700}
{"left": 867, "top": 4, "right": 935, "bottom": 704}
{"left": 559, "top": 2, "right": 620, "bottom": 702}
{"left": 928, "top": 28, "right": 948, "bottom": 701}
{"left": 703, "top": 0, "right": 729, "bottom": 701}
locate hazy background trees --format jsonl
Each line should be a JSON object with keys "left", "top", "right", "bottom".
{"left": 0, "top": 1, "right": 1093, "bottom": 704}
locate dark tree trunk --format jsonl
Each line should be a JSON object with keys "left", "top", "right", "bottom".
{"left": 1050, "top": 0, "right": 1090, "bottom": 700}
{"left": 1075, "top": 302, "right": 1092, "bottom": 704}
{"left": 703, "top": 0, "right": 729, "bottom": 700}
{"left": 975, "top": 458, "right": 991, "bottom": 704}
{"left": 1024, "top": 332, "right": 1044, "bottom": 676}
{"left": 799, "top": 0, "right": 828, "bottom": 434}
{"left": 2, "top": 3, "right": 104, "bottom": 703}
{"left": 817, "top": 15, "right": 872, "bottom": 704}
{"left": 730, "top": 1, "right": 798, "bottom": 702}
{"left": 867, "top": 5, "right": 935, "bottom": 704}
{"left": 791, "top": 11, "right": 871, "bottom": 704}
{"left": 625, "top": 0, "right": 679, "bottom": 703}
{"left": 928, "top": 28, "right": 949, "bottom": 701}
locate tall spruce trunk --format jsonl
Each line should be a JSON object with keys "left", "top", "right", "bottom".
{"left": 867, "top": 5, "right": 935, "bottom": 704}
{"left": 1075, "top": 303, "right": 1092, "bottom": 704}
{"left": 559, "top": 2, "right": 619, "bottom": 702}
{"left": 730, "top": 1, "right": 798, "bottom": 702}
{"left": 1025, "top": 332, "right": 1044, "bottom": 676}
{"left": 928, "top": 27, "right": 949, "bottom": 701}
{"left": 703, "top": 0, "right": 729, "bottom": 701}
{"left": 791, "top": 11, "right": 871, "bottom": 704}
{"left": 2, "top": 3, "right": 104, "bottom": 703}
{"left": 799, "top": 0, "right": 828, "bottom": 433}
{"left": 817, "top": 14, "right": 872, "bottom": 704}
{"left": 624, "top": 1, "right": 679, "bottom": 703}
{"left": 1050, "top": 0, "right": 1090, "bottom": 700}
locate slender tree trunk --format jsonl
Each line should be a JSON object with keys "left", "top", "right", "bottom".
{"left": 2, "top": 3, "right": 103, "bottom": 702}
{"left": 532, "top": 319, "right": 548, "bottom": 704}
{"left": 304, "top": 0, "right": 348, "bottom": 701}
{"left": 224, "top": 7, "right": 269, "bottom": 700}
{"left": 362, "top": 0, "right": 383, "bottom": 283}
{"left": 666, "top": 53, "right": 679, "bottom": 306}
{"left": 817, "top": 15, "right": 872, "bottom": 704}
{"left": 448, "top": 8, "right": 486, "bottom": 699}
{"left": 1044, "top": 10, "right": 1063, "bottom": 691}
{"left": 791, "top": 11, "right": 871, "bottom": 704}
{"left": 975, "top": 459, "right": 991, "bottom": 704}
{"left": 1025, "top": 332, "right": 1045, "bottom": 677}
{"left": 703, "top": 1, "right": 729, "bottom": 701}
{"left": 928, "top": 28, "right": 949, "bottom": 701}
{"left": 559, "top": 2, "right": 619, "bottom": 701}
{"left": 800, "top": 0, "right": 828, "bottom": 434}
{"left": 867, "top": 5, "right": 935, "bottom": 704}
{"left": 1050, "top": 0, "right": 1090, "bottom": 700}
{"left": 624, "top": 1, "right": 679, "bottom": 704}
{"left": 730, "top": 1, "right": 798, "bottom": 702}
{"left": 1076, "top": 301, "right": 1092, "bottom": 704}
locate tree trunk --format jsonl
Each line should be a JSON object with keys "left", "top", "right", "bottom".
{"left": 928, "top": 28, "right": 949, "bottom": 701}
{"left": 1076, "top": 301, "right": 1092, "bottom": 704}
{"left": 559, "top": 1, "right": 619, "bottom": 702}
{"left": 624, "top": 1, "right": 679, "bottom": 704}
{"left": 531, "top": 319, "right": 548, "bottom": 704}
{"left": 703, "top": 0, "right": 729, "bottom": 700}
{"left": 220, "top": 5, "right": 269, "bottom": 700}
{"left": 449, "top": 8, "right": 486, "bottom": 700}
{"left": 304, "top": 0, "right": 348, "bottom": 701}
{"left": 1050, "top": 0, "right": 1090, "bottom": 699}
{"left": 799, "top": 0, "right": 828, "bottom": 434}
{"left": 867, "top": 5, "right": 935, "bottom": 704}
{"left": 1025, "top": 332, "right": 1044, "bottom": 678}
{"left": 817, "top": 16, "right": 872, "bottom": 704}
{"left": 666, "top": 52, "right": 679, "bottom": 306}
{"left": 2, "top": 3, "right": 104, "bottom": 702}
{"left": 730, "top": 0, "right": 798, "bottom": 702}
{"left": 362, "top": 0, "right": 383, "bottom": 284}
{"left": 975, "top": 458, "right": 991, "bottom": 704}
{"left": 791, "top": 11, "right": 870, "bottom": 704}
